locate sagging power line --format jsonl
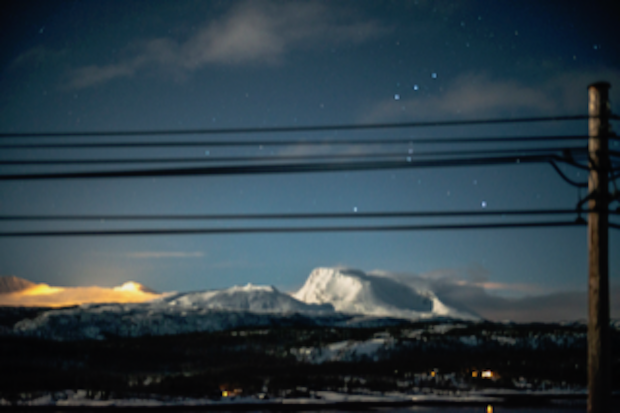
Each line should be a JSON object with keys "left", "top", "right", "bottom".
{"left": 3, "top": 208, "right": 616, "bottom": 221}
{"left": 0, "top": 83, "right": 615, "bottom": 412}
{"left": 0, "top": 135, "right": 589, "bottom": 150}
{"left": 0, "top": 146, "right": 589, "bottom": 166}
{"left": 0, "top": 154, "right": 588, "bottom": 181}
{"left": 0, "top": 114, "right": 592, "bottom": 139}
{"left": 0, "top": 220, "right": 590, "bottom": 238}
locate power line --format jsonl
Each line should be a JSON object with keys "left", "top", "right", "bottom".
{"left": 0, "top": 154, "right": 572, "bottom": 180}
{"left": 0, "top": 220, "right": 587, "bottom": 237}
{"left": 548, "top": 160, "right": 588, "bottom": 188}
{"left": 0, "top": 146, "right": 588, "bottom": 166}
{"left": 0, "top": 115, "right": 591, "bottom": 139}
{"left": 2, "top": 208, "right": 612, "bottom": 222}
{"left": 0, "top": 135, "right": 589, "bottom": 150}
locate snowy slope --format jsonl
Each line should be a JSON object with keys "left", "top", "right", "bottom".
{"left": 293, "top": 267, "right": 479, "bottom": 321}
{"left": 11, "top": 284, "right": 335, "bottom": 340}
{"left": 159, "top": 284, "right": 333, "bottom": 313}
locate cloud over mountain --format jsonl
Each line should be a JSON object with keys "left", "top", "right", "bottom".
{"left": 430, "top": 276, "right": 620, "bottom": 323}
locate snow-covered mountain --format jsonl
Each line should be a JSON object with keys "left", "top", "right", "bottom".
{"left": 293, "top": 267, "right": 478, "bottom": 321}
{"left": 6, "top": 268, "right": 479, "bottom": 340}
{"left": 9, "top": 283, "right": 337, "bottom": 340}
{"left": 159, "top": 283, "right": 333, "bottom": 313}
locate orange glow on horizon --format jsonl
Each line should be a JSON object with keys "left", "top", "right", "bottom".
{"left": 20, "top": 284, "right": 65, "bottom": 296}
{"left": 113, "top": 281, "right": 145, "bottom": 292}
{"left": 0, "top": 281, "right": 161, "bottom": 307}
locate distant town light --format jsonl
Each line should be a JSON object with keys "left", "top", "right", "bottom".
{"left": 481, "top": 370, "right": 493, "bottom": 378}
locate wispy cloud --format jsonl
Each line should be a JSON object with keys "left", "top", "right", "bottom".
{"left": 126, "top": 251, "right": 204, "bottom": 259}
{"left": 370, "top": 267, "right": 619, "bottom": 322}
{"left": 472, "top": 281, "right": 541, "bottom": 294}
{"left": 65, "top": 0, "right": 386, "bottom": 89}
{"left": 365, "top": 68, "right": 620, "bottom": 121}
{"left": 8, "top": 46, "right": 68, "bottom": 71}
{"left": 425, "top": 273, "right": 620, "bottom": 322}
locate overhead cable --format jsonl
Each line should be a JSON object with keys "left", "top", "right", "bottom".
{"left": 0, "top": 154, "right": 576, "bottom": 180}
{"left": 0, "top": 146, "right": 588, "bottom": 166}
{"left": 2, "top": 208, "right": 614, "bottom": 222}
{"left": 548, "top": 160, "right": 588, "bottom": 188}
{"left": 0, "top": 221, "right": 587, "bottom": 237}
{"left": 0, "top": 135, "right": 589, "bottom": 150}
{"left": 0, "top": 115, "right": 591, "bottom": 139}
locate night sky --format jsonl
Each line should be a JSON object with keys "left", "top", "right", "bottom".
{"left": 1, "top": 0, "right": 619, "bottom": 320}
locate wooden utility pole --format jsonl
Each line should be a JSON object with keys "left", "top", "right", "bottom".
{"left": 587, "top": 81, "right": 611, "bottom": 413}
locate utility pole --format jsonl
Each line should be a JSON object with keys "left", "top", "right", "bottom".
{"left": 587, "top": 81, "right": 611, "bottom": 413}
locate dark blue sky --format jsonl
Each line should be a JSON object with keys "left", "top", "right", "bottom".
{"left": 1, "top": 0, "right": 619, "bottom": 319}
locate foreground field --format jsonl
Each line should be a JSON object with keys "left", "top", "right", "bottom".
{"left": 1, "top": 306, "right": 618, "bottom": 406}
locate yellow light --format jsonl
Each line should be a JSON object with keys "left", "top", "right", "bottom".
{"left": 472, "top": 371, "right": 478, "bottom": 378}
{"left": 113, "top": 281, "right": 143, "bottom": 292}
{"left": 20, "top": 284, "right": 65, "bottom": 296}
{"left": 222, "top": 391, "right": 229, "bottom": 397}
{"left": 430, "top": 371, "right": 436, "bottom": 377}
{"left": 0, "top": 281, "right": 160, "bottom": 307}
{"left": 481, "top": 370, "right": 493, "bottom": 378}
{"left": 487, "top": 405, "right": 493, "bottom": 413}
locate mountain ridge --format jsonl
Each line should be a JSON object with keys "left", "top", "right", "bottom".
{"left": 159, "top": 283, "right": 334, "bottom": 313}
{"left": 0, "top": 276, "right": 36, "bottom": 294}
{"left": 5, "top": 267, "right": 482, "bottom": 340}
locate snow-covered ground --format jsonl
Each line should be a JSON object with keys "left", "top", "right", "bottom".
{"left": 7, "top": 388, "right": 588, "bottom": 408}
{"left": 292, "top": 336, "right": 395, "bottom": 364}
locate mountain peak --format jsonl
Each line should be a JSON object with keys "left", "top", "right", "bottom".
{"left": 293, "top": 267, "right": 478, "bottom": 321}
{"left": 163, "top": 283, "right": 332, "bottom": 314}
{"left": 228, "top": 283, "right": 277, "bottom": 293}
{"left": 0, "top": 276, "right": 36, "bottom": 294}
{"left": 113, "top": 281, "right": 158, "bottom": 294}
